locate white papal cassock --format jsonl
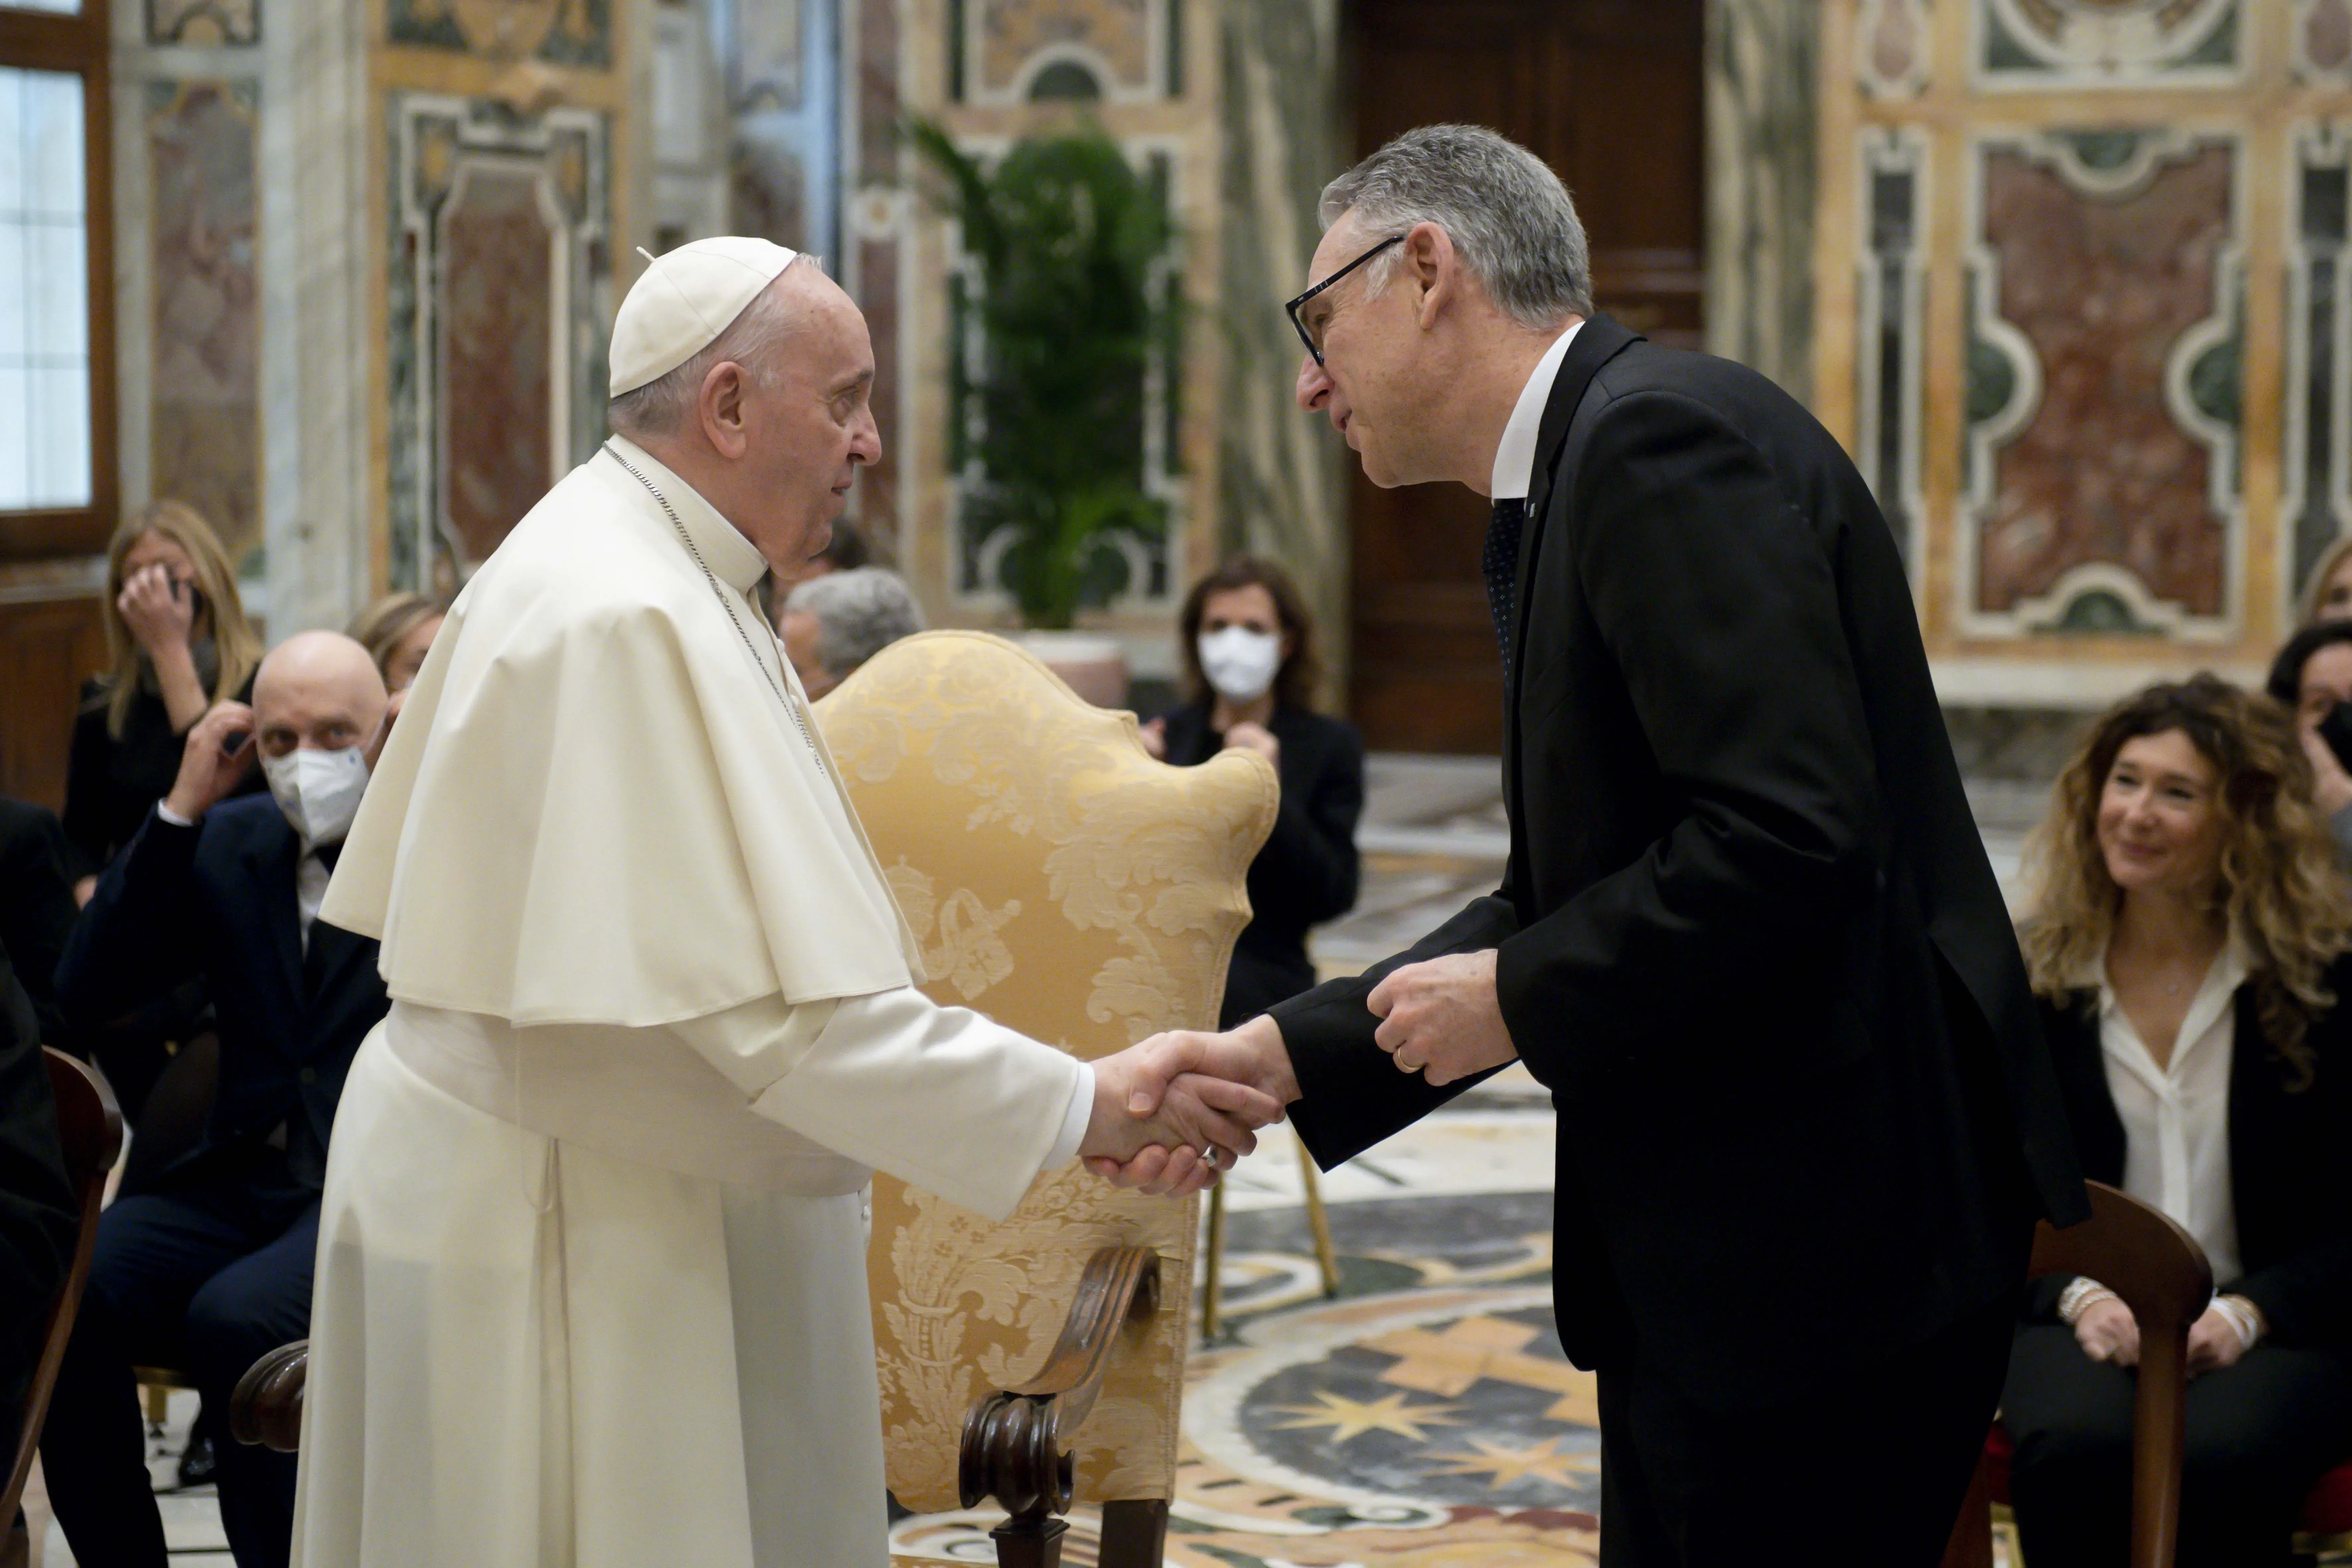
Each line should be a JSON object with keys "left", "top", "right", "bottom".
{"left": 295, "top": 435, "right": 1092, "bottom": 1567}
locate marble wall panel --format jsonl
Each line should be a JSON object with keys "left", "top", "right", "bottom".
{"left": 734, "top": 0, "right": 803, "bottom": 107}
{"left": 2288, "top": 123, "right": 2352, "bottom": 601}
{"left": 963, "top": 0, "right": 1165, "bottom": 104}
{"left": 1967, "top": 133, "right": 2239, "bottom": 630}
{"left": 387, "top": 95, "right": 611, "bottom": 592}
{"left": 148, "top": 0, "right": 258, "bottom": 46}
{"left": 2299, "top": 0, "right": 2352, "bottom": 86}
{"left": 440, "top": 166, "right": 555, "bottom": 568}
{"left": 147, "top": 80, "right": 261, "bottom": 559}
{"left": 1854, "top": 127, "right": 1927, "bottom": 574}
{"left": 1856, "top": 0, "right": 1929, "bottom": 99}
{"left": 387, "top": 0, "right": 611, "bottom": 69}
{"left": 1975, "top": 0, "right": 2239, "bottom": 89}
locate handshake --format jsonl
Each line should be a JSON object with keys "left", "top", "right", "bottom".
{"left": 1070, "top": 949, "right": 1518, "bottom": 1197}
{"left": 1074, "top": 1015, "right": 1299, "bottom": 1197}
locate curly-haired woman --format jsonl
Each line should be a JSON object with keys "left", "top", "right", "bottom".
{"left": 2005, "top": 674, "right": 2352, "bottom": 1567}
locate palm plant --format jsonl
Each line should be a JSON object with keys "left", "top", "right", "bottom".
{"left": 907, "top": 119, "right": 1178, "bottom": 630}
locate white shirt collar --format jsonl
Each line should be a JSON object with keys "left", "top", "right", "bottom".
{"left": 602, "top": 434, "right": 771, "bottom": 595}
{"left": 1488, "top": 320, "right": 1585, "bottom": 502}
{"left": 2085, "top": 935, "right": 2250, "bottom": 1073}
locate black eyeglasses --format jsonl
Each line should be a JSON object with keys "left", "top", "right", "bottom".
{"left": 1285, "top": 234, "right": 1403, "bottom": 366}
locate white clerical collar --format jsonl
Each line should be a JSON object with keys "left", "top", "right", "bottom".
{"left": 1488, "top": 319, "right": 1584, "bottom": 502}
{"left": 603, "top": 434, "right": 770, "bottom": 595}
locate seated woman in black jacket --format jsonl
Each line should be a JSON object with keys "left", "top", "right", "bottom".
{"left": 1143, "top": 558, "right": 1365, "bottom": 1026}
{"left": 2008, "top": 674, "right": 2352, "bottom": 1568}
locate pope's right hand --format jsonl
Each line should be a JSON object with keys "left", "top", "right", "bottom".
{"left": 1085, "top": 1016, "right": 1301, "bottom": 1195}
{"left": 1080, "top": 1046, "right": 1284, "bottom": 1195}
{"left": 162, "top": 702, "right": 257, "bottom": 822}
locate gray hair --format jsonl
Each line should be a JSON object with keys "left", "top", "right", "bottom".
{"left": 1319, "top": 125, "right": 1590, "bottom": 329}
{"left": 608, "top": 252, "right": 821, "bottom": 438}
{"left": 783, "top": 566, "right": 925, "bottom": 677}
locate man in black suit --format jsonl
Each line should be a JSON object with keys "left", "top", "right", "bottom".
{"left": 43, "top": 631, "right": 392, "bottom": 1568}
{"left": 1106, "top": 125, "right": 2088, "bottom": 1566}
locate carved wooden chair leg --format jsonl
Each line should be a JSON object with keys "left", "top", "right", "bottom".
{"left": 961, "top": 1247, "right": 1163, "bottom": 1568}
{"left": 987, "top": 1510, "right": 1068, "bottom": 1568}
{"left": 1297, "top": 1146, "right": 1340, "bottom": 1298}
{"left": 1099, "top": 1498, "right": 1170, "bottom": 1566}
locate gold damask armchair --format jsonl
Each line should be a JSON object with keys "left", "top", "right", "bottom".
{"left": 820, "top": 631, "right": 1275, "bottom": 1567}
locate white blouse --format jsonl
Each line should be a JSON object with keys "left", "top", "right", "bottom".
{"left": 2093, "top": 942, "right": 2245, "bottom": 1285}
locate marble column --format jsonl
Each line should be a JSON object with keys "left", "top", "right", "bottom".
{"left": 261, "top": 0, "right": 374, "bottom": 632}
{"left": 1217, "top": 0, "right": 1350, "bottom": 703}
{"left": 1704, "top": 0, "right": 1819, "bottom": 404}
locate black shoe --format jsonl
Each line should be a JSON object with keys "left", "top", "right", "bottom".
{"left": 176, "top": 1431, "right": 216, "bottom": 1489}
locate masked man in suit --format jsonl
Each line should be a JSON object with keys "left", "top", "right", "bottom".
{"left": 1108, "top": 125, "right": 2088, "bottom": 1567}
{"left": 43, "top": 631, "right": 393, "bottom": 1568}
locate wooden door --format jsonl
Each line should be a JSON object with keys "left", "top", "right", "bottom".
{"left": 1344, "top": 0, "right": 1705, "bottom": 753}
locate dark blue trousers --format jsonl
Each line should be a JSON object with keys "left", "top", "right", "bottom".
{"left": 38, "top": 1158, "right": 316, "bottom": 1568}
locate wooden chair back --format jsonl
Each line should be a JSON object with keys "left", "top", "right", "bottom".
{"left": 2028, "top": 1180, "right": 2212, "bottom": 1568}
{"left": 817, "top": 631, "right": 1275, "bottom": 1554}
{"left": 1942, "top": 1179, "right": 2212, "bottom": 1568}
{"left": 2, "top": 1049, "right": 124, "bottom": 1525}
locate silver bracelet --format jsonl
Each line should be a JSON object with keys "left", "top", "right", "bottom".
{"left": 2058, "top": 1277, "right": 2119, "bottom": 1325}
{"left": 2211, "top": 1294, "right": 2264, "bottom": 1352}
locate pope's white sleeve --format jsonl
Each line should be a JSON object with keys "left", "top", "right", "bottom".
{"left": 668, "top": 987, "right": 1092, "bottom": 1221}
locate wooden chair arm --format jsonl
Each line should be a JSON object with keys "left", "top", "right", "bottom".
{"left": 229, "top": 1340, "right": 309, "bottom": 1454}
{"left": 958, "top": 1244, "right": 1162, "bottom": 1520}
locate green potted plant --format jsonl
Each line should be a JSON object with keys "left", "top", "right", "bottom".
{"left": 907, "top": 119, "right": 1178, "bottom": 694}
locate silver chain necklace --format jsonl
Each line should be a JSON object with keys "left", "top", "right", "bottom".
{"left": 603, "top": 441, "right": 822, "bottom": 762}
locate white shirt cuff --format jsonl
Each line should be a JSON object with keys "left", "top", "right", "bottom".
{"left": 1043, "top": 1063, "right": 1094, "bottom": 1167}
{"left": 156, "top": 801, "right": 196, "bottom": 828}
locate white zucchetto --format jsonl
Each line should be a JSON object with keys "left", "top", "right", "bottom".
{"left": 609, "top": 237, "right": 799, "bottom": 397}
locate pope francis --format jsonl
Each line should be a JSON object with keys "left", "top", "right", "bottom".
{"left": 292, "top": 240, "right": 1275, "bottom": 1566}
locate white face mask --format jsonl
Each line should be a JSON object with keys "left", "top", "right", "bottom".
{"left": 1197, "top": 626, "right": 1283, "bottom": 704}
{"left": 261, "top": 745, "right": 371, "bottom": 847}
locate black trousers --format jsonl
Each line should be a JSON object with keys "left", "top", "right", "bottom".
{"left": 1595, "top": 1288, "right": 2020, "bottom": 1568}
{"left": 38, "top": 1157, "right": 317, "bottom": 1568}
{"left": 2003, "top": 1322, "right": 2352, "bottom": 1568}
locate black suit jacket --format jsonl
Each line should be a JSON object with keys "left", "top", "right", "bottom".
{"left": 0, "top": 936, "right": 75, "bottom": 1424}
{"left": 0, "top": 798, "right": 79, "bottom": 1045}
{"left": 2031, "top": 977, "right": 2352, "bottom": 1349}
{"left": 1160, "top": 700, "right": 1364, "bottom": 1023}
{"left": 1269, "top": 315, "right": 2085, "bottom": 1411}
{"left": 55, "top": 797, "right": 388, "bottom": 1190}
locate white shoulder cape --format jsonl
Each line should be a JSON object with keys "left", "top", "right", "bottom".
{"left": 322, "top": 451, "right": 922, "bottom": 1026}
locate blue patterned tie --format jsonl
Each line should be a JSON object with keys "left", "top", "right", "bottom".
{"left": 1482, "top": 495, "right": 1528, "bottom": 686}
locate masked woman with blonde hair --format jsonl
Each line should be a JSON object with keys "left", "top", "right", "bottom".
{"left": 2005, "top": 674, "right": 2352, "bottom": 1567}
{"left": 63, "top": 501, "right": 264, "bottom": 888}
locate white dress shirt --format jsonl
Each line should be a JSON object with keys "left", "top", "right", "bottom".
{"left": 2093, "top": 942, "right": 2246, "bottom": 1284}
{"left": 1488, "top": 320, "right": 1585, "bottom": 501}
